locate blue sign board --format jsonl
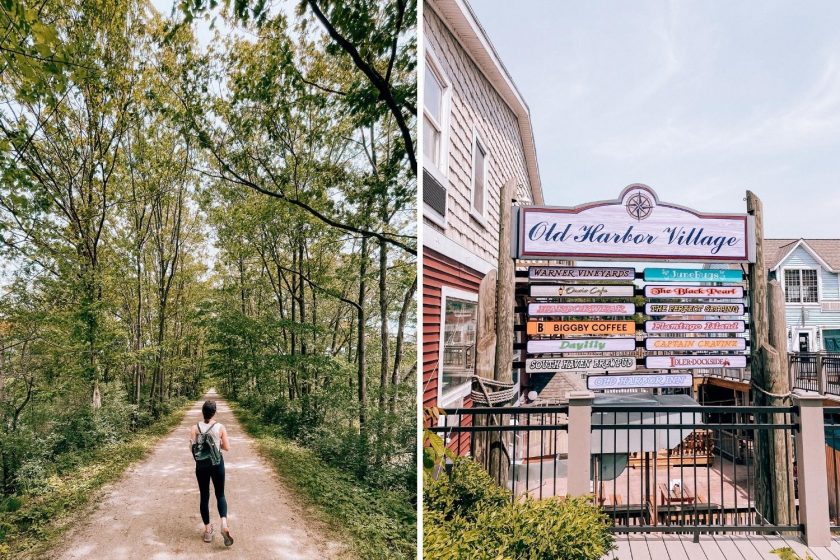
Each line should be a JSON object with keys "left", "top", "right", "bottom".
{"left": 643, "top": 268, "right": 743, "bottom": 283}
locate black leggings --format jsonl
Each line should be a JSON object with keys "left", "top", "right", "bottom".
{"left": 196, "top": 459, "right": 227, "bottom": 525}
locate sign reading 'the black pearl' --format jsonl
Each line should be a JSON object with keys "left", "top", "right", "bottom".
{"left": 513, "top": 185, "right": 756, "bottom": 263}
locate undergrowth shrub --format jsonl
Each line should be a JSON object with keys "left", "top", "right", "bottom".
{"left": 424, "top": 458, "right": 614, "bottom": 560}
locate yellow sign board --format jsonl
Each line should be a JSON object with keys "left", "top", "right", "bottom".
{"left": 526, "top": 321, "right": 636, "bottom": 335}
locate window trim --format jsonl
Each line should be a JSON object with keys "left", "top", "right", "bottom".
{"left": 468, "top": 127, "right": 489, "bottom": 227}
{"left": 423, "top": 42, "right": 451, "bottom": 228}
{"left": 782, "top": 266, "right": 821, "bottom": 305}
{"left": 437, "top": 286, "right": 478, "bottom": 407}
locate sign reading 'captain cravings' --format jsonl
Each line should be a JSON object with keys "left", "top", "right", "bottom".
{"left": 513, "top": 185, "right": 755, "bottom": 263}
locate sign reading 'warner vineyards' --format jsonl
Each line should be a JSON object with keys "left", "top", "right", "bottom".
{"left": 514, "top": 185, "right": 756, "bottom": 262}
{"left": 528, "top": 266, "right": 635, "bottom": 281}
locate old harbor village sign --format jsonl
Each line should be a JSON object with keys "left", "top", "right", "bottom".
{"left": 513, "top": 184, "right": 756, "bottom": 262}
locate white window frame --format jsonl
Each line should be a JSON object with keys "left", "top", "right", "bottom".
{"left": 468, "top": 127, "right": 489, "bottom": 227}
{"left": 793, "top": 327, "right": 817, "bottom": 352}
{"left": 782, "top": 267, "right": 821, "bottom": 305}
{"left": 437, "top": 286, "right": 478, "bottom": 407}
{"left": 422, "top": 43, "right": 451, "bottom": 228}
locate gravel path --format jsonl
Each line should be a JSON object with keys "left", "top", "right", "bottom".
{"left": 53, "top": 390, "right": 350, "bottom": 559}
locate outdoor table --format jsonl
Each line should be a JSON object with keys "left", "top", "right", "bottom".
{"left": 659, "top": 482, "right": 695, "bottom": 505}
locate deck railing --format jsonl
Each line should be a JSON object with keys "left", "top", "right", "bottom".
{"left": 790, "top": 352, "right": 840, "bottom": 396}
{"left": 429, "top": 402, "right": 811, "bottom": 536}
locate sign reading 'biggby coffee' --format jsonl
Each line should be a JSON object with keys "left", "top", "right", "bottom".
{"left": 514, "top": 185, "right": 755, "bottom": 263}
{"left": 526, "top": 321, "right": 636, "bottom": 335}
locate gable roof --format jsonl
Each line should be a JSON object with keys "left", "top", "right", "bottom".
{"left": 427, "top": 0, "right": 543, "bottom": 205}
{"left": 766, "top": 239, "right": 840, "bottom": 272}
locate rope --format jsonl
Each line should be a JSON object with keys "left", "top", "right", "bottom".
{"left": 749, "top": 379, "right": 792, "bottom": 401}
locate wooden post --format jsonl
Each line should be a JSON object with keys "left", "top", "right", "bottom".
{"left": 749, "top": 191, "right": 796, "bottom": 526}
{"left": 472, "top": 270, "right": 497, "bottom": 471}
{"left": 488, "top": 178, "right": 515, "bottom": 487}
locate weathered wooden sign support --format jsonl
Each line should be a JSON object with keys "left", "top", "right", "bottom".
{"left": 747, "top": 191, "right": 795, "bottom": 527}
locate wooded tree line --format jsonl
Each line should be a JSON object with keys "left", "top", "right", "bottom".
{"left": 0, "top": 0, "right": 415, "bottom": 498}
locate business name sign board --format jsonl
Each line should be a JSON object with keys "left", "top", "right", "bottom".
{"left": 527, "top": 321, "right": 636, "bottom": 335}
{"left": 587, "top": 373, "right": 693, "bottom": 390}
{"left": 643, "top": 268, "right": 744, "bottom": 283}
{"left": 645, "top": 320, "right": 745, "bottom": 333}
{"left": 528, "top": 266, "right": 636, "bottom": 281}
{"left": 645, "top": 337, "right": 746, "bottom": 351}
{"left": 528, "top": 302, "right": 636, "bottom": 317}
{"left": 645, "top": 303, "right": 745, "bottom": 316}
{"left": 514, "top": 185, "right": 755, "bottom": 262}
{"left": 527, "top": 338, "right": 636, "bottom": 354}
{"left": 526, "top": 356, "right": 636, "bottom": 374}
{"left": 530, "top": 284, "right": 635, "bottom": 298}
{"left": 644, "top": 285, "right": 744, "bottom": 299}
{"left": 645, "top": 355, "right": 748, "bottom": 369}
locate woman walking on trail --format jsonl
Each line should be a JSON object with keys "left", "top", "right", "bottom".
{"left": 189, "top": 400, "right": 234, "bottom": 546}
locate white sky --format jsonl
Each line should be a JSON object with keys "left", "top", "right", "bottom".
{"left": 470, "top": 0, "right": 840, "bottom": 238}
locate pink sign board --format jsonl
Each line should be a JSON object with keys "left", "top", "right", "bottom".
{"left": 528, "top": 302, "right": 636, "bottom": 317}
{"left": 645, "top": 355, "right": 747, "bottom": 369}
{"left": 646, "top": 320, "right": 745, "bottom": 333}
{"left": 644, "top": 285, "right": 744, "bottom": 299}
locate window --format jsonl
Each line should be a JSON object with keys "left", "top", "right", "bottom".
{"left": 784, "top": 269, "right": 818, "bottom": 303}
{"left": 423, "top": 48, "right": 450, "bottom": 226}
{"left": 471, "top": 134, "right": 487, "bottom": 217}
{"left": 824, "top": 329, "right": 840, "bottom": 352}
{"left": 439, "top": 288, "right": 478, "bottom": 405}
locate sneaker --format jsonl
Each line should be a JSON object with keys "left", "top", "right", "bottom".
{"left": 222, "top": 528, "right": 234, "bottom": 547}
{"left": 203, "top": 525, "right": 214, "bottom": 543}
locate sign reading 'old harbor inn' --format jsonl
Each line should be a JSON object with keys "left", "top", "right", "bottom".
{"left": 513, "top": 184, "right": 756, "bottom": 262}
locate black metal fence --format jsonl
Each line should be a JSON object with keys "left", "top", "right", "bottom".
{"left": 429, "top": 404, "right": 801, "bottom": 535}
{"left": 824, "top": 408, "right": 840, "bottom": 530}
{"left": 790, "top": 352, "right": 840, "bottom": 395}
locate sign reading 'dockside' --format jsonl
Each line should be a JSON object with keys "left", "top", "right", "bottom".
{"left": 645, "top": 355, "right": 747, "bottom": 369}
{"left": 530, "top": 284, "right": 635, "bottom": 298}
{"left": 646, "top": 320, "right": 745, "bottom": 333}
{"left": 528, "top": 302, "right": 635, "bottom": 317}
{"left": 645, "top": 285, "right": 744, "bottom": 299}
{"left": 515, "top": 185, "right": 754, "bottom": 262}
{"left": 526, "top": 357, "right": 636, "bottom": 374}
{"left": 527, "top": 338, "right": 636, "bottom": 354}
{"left": 643, "top": 268, "right": 744, "bottom": 283}
{"left": 588, "top": 373, "right": 693, "bottom": 390}
{"left": 645, "top": 303, "right": 745, "bottom": 316}
{"left": 528, "top": 266, "right": 635, "bottom": 281}
{"left": 527, "top": 321, "right": 636, "bottom": 335}
{"left": 645, "top": 338, "right": 746, "bottom": 351}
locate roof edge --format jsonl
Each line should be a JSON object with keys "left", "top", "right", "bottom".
{"left": 428, "top": 0, "right": 543, "bottom": 205}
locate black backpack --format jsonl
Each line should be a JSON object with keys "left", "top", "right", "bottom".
{"left": 192, "top": 422, "right": 222, "bottom": 466}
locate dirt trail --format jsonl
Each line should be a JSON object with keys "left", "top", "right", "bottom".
{"left": 53, "top": 390, "right": 350, "bottom": 560}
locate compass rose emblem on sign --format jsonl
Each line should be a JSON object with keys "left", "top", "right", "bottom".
{"left": 626, "top": 191, "right": 654, "bottom": 221}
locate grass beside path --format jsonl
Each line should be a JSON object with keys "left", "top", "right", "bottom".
{"left": 232, "top": 405, "right": 417, "bottom": 560}
{"left": 0, "top": 402, "right": 190, "bottom": 560}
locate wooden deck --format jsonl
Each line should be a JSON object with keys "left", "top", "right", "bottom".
{"left": 604, "top": 533, "right": 840, "bottom": 560}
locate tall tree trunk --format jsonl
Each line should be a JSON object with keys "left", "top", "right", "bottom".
{"left": 378, "top": 236, "right": 389, "bottom": 412}
{"left": 357, "top": 235, "right": 369, "bottom": 455}
{"left": 390, "top": 276, "right": 416, "bottom": 414}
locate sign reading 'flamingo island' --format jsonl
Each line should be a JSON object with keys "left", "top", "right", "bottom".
{"left": 513, "top": 185, "right": 756, "bottom": 262}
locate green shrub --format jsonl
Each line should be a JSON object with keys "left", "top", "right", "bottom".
{"left": 424, "top": 458, "right": 614, "bottom": 560}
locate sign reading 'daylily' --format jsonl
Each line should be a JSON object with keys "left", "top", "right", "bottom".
{"left": 587, "top": 373, "right": 693, "bottom": 390}
{"left": 526, "top": 356, "right": 636, "bottom": 374}
{"left": 644, "top": 303, "right": 745, "bottom": 316}
{"left": 644, "top": 285, "right": 744, "bottom": 299}
{"left": 528, "top": 266, "right": 636, "bottom": 281}
{"left": 530, "top": 284, "right": 635, "bottom": 298}
{"left": 514, "top": 185, "right": 755, "bottom": 262}
{"left": 645, "top": 355, "right": 747, "bottom": 369}
{"left": 645, "top": 320, "right": 745, "bottom": 333}
{"left": 643, "top": 268, "right": 744, "bottom": 283}
{"left": 527, "top": 338, "right": 636, "bottom": 354}
{"left": 528, "top": 302, "right": 636, "bottom": 317}
{"left": 527, "top": 321, "right": 637, "bottom": 335}
{"left": 645, "top": 337, "right": 746, "bottom": 351}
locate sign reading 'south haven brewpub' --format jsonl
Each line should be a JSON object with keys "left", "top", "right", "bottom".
{"left": 513, "top": 185, "right": 756, "bottom": 263}
{"left": 526, "top": 356, "right": 636, "bottom": 374}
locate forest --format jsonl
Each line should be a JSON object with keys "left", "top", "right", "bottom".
{"left": 0, "top": 0, "right": 416, "bottom": 551}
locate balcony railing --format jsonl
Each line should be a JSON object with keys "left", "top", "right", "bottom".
{"left": 790, "top": 352, "right": 840, "bottom": 396}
